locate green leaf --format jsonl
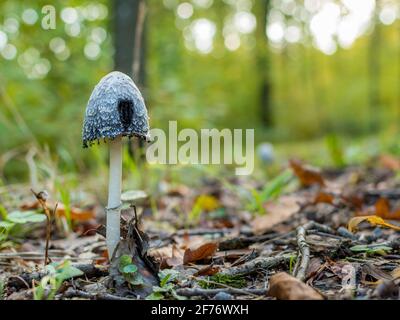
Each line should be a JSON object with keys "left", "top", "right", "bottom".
{"left": 119, "top": 254, "right": 133, "bottom": 273}
{"left": 123, "top": 264, "right": 138, "bottom": 274}
{"left": 146, "top": 292, "right": 164, "bottom": 300}
{"left": 159, "top": 269, "right": 180, "bottom": 287}
{"left": 350, "top": 245, "right": 392, "bottom": 253}
{"left": 260, "top": 170, "right": 293, "bottom": 202}
{"left": 0, "top": 221, "right": 14, "bottom": 230}
{"left": 7, "top": 211, "right": 46, "bottom": 224}
{"left": 128, "top": 273, "right": 144, "bottom": 286}
{"left": 0, "top": 205, "right": 7, "bottom": 220}
{"left": 57, "top": 265, "right": 84, "bottom": 281}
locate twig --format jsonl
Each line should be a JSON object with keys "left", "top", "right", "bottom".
{"left": 295, "top": 226, "right": 310, "bottom": 282}
{"left": 63, "top": 288, "right": 130, "bottom": 300}
{"left": 190, "top": 275, "right": 265, "bottom": 298}
{"left": 175, "top": 287, "right": 266, "bottom": 298}
{"left": 31, "top": 189, "right": 55, "bottom": 266}
{"left": 219, "top": 233, "right": 279, "bottom": 251}
{"left": 220, "top": 254, "right": 292, "bottom": 277}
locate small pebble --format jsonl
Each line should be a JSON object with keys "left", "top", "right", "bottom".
{"left": 213, "top": 292, "right": 233, "bottom": 300}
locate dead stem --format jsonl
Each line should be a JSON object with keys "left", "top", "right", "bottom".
{"left": 295, "top": 226, "right": 310, "bottom": 282}
{"left": 30, "top": 189, "right": 56, "bottom": 266}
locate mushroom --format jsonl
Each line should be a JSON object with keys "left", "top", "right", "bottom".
{"left": 82, "top": 71, "right": 150, "bottom": 258}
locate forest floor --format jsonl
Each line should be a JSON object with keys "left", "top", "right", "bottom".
{"left": 1, "top": 156, "right": 400, "bottom": 300}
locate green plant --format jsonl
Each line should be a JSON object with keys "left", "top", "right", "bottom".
{"left": 118, "top": 254, "right": 144, "bottom": 286}
{"left": 146, "top": 269, "right": 185, "bottom": 300}
{"left": 33, "top": 260, "right": 83, "bottom": 300}
{"left": 325, "top": 134, "right": 346, "bottom": 167}
{"left": 247, "top": 170, "right": 293, "bottom": 214}
{"left": 0, "top": 279, "right": 5, "bottom": 300}
{"left": 56, "top": 181, "right": 72, "bottom": 230}
{"left": 350, "top": 244, "right": 392, "bottom": 256}
{"left": 289, "top": 255, "right": 297, "bottom": 275}
{"left": 0, "top": 209, "right": 46, "bottom": 243}
{"left": 198, "top": 273, "right": 246, "bottom": 289}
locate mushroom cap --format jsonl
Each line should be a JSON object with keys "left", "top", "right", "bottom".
{"left": 82, "top": 71, "right": 150, "bottom": 148}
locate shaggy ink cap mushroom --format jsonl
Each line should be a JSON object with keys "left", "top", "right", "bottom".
{"left": 82, "top": 71, "right": 150, "bottom": 148}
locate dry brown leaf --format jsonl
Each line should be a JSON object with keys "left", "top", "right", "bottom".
{"left": 251, "top": 195, "right": 300, "bottom": 235}
{"left": 379, "top": 154, "right": 400, "bottom": 171}
{"left": 268, "top": 272, "right": 324, "bottom": 300}
{"left": 149, "top": 244, "right": 184, "bottom": 268}
{"left": 21, "top": 201, "right": 95, "bottom": 222}
{"left": 313, "top": 192, "right": 334, "bottom": 205}
{"left": 193, "top": 264, "right": 221, "bottom": 276}
{"left": 348, "top": 215, "right": 400, "bottom": 233}
{"left": 366, "top": 198, "right": 400, "bottom": 220}
{"left": 55, "top": 205, "right": 95, "bottom": 222}
{"left": 289, "top": 159, "right": 325, "bottom": 187}
{"left": 391, "top": 267, "right": 400, "bottom": 280}
{"left": 183, "top": 242, "right": 218, "bottom": 264}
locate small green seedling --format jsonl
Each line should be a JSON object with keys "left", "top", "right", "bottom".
{"left": 119, "top": 254, "right": 144, "bottom": 286}
{"left": 0, "top": 209, "right": 46, "bottom": 243}
{"left": 350, "top": 244, "right": 392, "bottom": 256}
{"left": 146, "top": 269, "right": 185, "bottom": 300}
{"left": 33, "top": 260, "right": 83, "bottom": 300}
{"left": 247, "top": 170, "right": 293, "bottom": 215}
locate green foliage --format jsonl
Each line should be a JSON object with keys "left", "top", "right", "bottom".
{"left": 33, "top": 260, "right": 83, "bottom": 300}
{"left": 146, "top": 269, "right": 185, "bottom": 300}
{"left": 325, "top": 134, "right": 346, "bottom": 167}
{"left": 198, "top": 273, "right": 246, "bottom": 289}
{"left": 0, "top": 279, "right": 5, "bottom": 300}
{"left": 118, "top": 254, "right": 144, "bottom": 286}
{"left": 289, "top": 255, "right": 297, "bottom": 275}
{"left": 247, "top": 170, "right": 293, "bottom": 214}
{"left": 56, "top": 181, "right": 72, "bottom": 229}
{"left": 0, "top": 209, "right": 46, "bottom": 243}
{"left": 350, "top": 244, "right": 393, "bottom": 256}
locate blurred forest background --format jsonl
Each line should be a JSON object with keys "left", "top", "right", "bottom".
{"left": 0, "top": 0, "right": 399, "bottom": 191}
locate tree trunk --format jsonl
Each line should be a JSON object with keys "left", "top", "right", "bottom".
{"left": 113, "top": 0, "right": 148, "bottom": 164}
{"left": 368, "top": 7, "right": 381, "bottom": 132}
{"left": 254, "top": 0, "right": 272, "bottom": 127}
{"left": 113, "top": 0, "right": 147, "bottom": 87}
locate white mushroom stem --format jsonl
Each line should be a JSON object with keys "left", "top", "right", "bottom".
{"left": 106, "top": 136, "right": 122, "bottom": 258}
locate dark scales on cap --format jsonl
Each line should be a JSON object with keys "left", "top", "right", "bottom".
{"left": 82, "top": 71, "right": 150, "bottom": 148}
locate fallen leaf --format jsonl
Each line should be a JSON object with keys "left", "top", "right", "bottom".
{"left": 313, "top": 192, "right": 334, "bottom": 205}
{"left": 391, "top": 267, "right": 400, "bottom": 280}
{"left": 379, "top": 154, "right": 400, "bottom": 171}
{"left": 289, "top": 159, "right": 325, "bottom": 187}
{"left": 375, "top": 198, "right": 390, "bottom": 218}
{"left": 348, "top": 215, "right": 400, "bottom": 233}
{"left": 193, "top": 264, "right": 220, "bottom": 276}
{"left": 149, "top": 244, "right": 184, "bottom": 268}
{"left": 194, "top": 195, "right": 220, "bottom": 212}
{"left": 268, "top": 272, "right": 324, "bottom": 300}
{"left": 183, "top": 242, "right": 218, "bottom": 264}
{"left": 251, "top": 195, "right": 300, "bottom": 235}
{"left": 21, "top": 201, "right": 95, "bottom": 222}
{"left": 56, "top": 205, "right": 95, "bottom": 222}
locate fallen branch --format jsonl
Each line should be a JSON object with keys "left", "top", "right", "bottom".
{"left": 295, "top": 226, "right": 310, "bottom": 282}
{"left": 175, "top": 287, "right": 266, "bottom": 298}
{"left": 63, "top": 288, "right": 130, "bottom": 300}
{"left": 219, "top": 233, "right": 279, "bottom": 251}
{"left": 220, "top": 255, "right": 292, "bottom": 277}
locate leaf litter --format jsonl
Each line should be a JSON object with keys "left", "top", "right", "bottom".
{"left": 1, "top": 157, "right": 400, "bottom": 300}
